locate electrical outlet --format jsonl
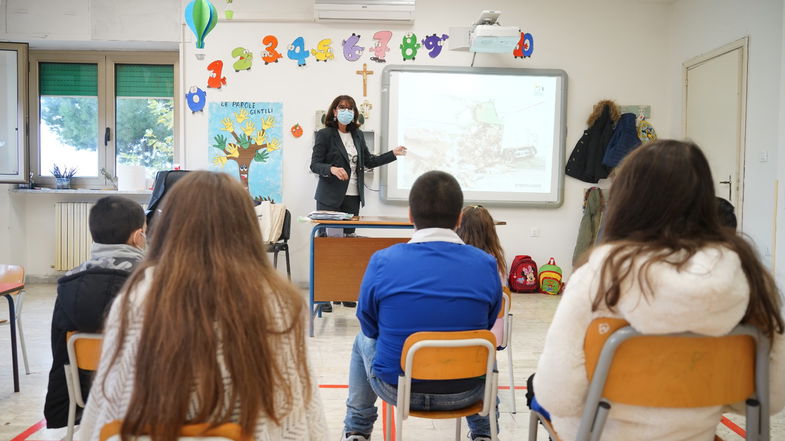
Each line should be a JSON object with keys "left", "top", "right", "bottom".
{"left": 760, "top": 151, "right": 769, "bottom": 162}
{"left": 530, "top": 227, "right": 540, "bottom": 237}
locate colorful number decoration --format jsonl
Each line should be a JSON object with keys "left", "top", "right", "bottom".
{"left": 400, "top": 33, "right": 421, "bottom": 61}
{"left": 311, "top": 38, "right": 335, "bottom": 62}
{"left": 207, "top": 60, "right": 227, "bottom": 89}
{"left": 342, "top": 33, "right": 365, "bottom": 62}
{"left": 421, "top": 33, "right": 449, "bottom": 58}
{"left": 185, "top": 86, "right": 207, "bottom": 113}
{"left": 291, "top": 123, "right": 304, "bottom": 138}
{"left": 261, "top": 35, "right": 283, "bottom": 64}
{"left": 231, "top": 47, "right": 253, "bottom": 71}
{"left": 370, "top": 30, "right": 392, "bottom": 63}
{"left": 287, "top": 36, "right": 310, "bottom": 67}
{"left": 514, "top": 31, "right": 534, "bottom": 58}
{"left": 522, "top": 32, "right": 534, "bottom": 57}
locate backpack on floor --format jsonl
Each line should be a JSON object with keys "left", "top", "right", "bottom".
{"left": 509, "top": 255, "right": 539, "bottom": 293}
{"left": 539, "top": 257, "right": 563, "bottom": 295}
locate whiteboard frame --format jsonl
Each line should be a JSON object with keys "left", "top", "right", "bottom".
{"left": 380, "top": 64, "right": 568, "bottom": 207}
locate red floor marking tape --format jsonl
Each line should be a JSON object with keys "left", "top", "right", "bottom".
{"left": 320, "top": 384, "right": 526, "bottom": 390}
{"left": 720, "top": 416, "right": 746, "bottom": 438}
{"left": 10, "top": 419, "right": 46, "bottom": 441}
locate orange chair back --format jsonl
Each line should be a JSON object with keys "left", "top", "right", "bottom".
{"left": 67, "top": 331, "right": 103, "bottom": 371}
{"left": 99, "top": 420, "right": 250, "bottom": 441}
{"left": 498, "top": 288, "right": 511, "bottom": 319}
{"left": 401, "top": 330, "right": 495, "bottom": 380}
{"left": 0, "top": 264, "right": 24, "bottom": 285}
{"left": 584, "top": 318, "right": 755, "bottom": 408}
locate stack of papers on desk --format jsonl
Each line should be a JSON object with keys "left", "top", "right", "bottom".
{"left": 307, "top": 210, "right": 354, "bottom": 220}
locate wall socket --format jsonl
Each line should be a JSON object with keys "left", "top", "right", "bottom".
{"left": 530, "top": 227, "right": 540, "bottom": 237}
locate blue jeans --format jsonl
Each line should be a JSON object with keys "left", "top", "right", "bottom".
{"left": 343, "top": 332, "right": 498, "bottom": 437}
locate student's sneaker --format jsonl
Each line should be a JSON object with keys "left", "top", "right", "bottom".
{"left": 341, "top": 432, "right": 370, "bottom": 441}
{"left": 320, "top": 303, "right": 333, "bottom": 313}
{"left": 470, "top": 435, "right": 492, "bottom": 441}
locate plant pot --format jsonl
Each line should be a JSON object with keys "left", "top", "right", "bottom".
{"left": 224, "top": 10, "right": 234, "bottom": 19}
{"left": 55, "top": 177, "right": 72, "bottom": 189}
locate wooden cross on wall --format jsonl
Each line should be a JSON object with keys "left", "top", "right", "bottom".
{"left": 356, "top": 63, "right": 374, "bottom": 97}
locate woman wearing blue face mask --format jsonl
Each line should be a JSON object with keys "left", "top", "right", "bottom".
{"left": 310, "top": 95, "right": 406, "bottom": 311}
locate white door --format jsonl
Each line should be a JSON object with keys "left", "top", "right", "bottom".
{"left": 684, "top": 39, "right": 747, "bottom": 224}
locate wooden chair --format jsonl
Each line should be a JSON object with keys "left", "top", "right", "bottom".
{"left": 64, "top": 332, "right": 103, "bottom": 441}
{"left": 528, "top": 318, "right": 770, "bottom": 441}
{"left": 0, "top": 264, "right": 29, "bottom": 375}
{"left": 100, "top": 421, "right": 250, "bottom": 441}
{"left": 497, "top": 288, "right": 516, "bottom": 412}
{"left": 385, "top": 330, "right": 499, "bottom": 441}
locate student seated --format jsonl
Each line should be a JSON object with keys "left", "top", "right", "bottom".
{"left": 77, "top": 171, "right": 326, "bottom": 441}
{"left": 531, "top": 140, "right": 785, "bottom": 441}
{"left": 44, "top": 196, "right": 146, "bottom": 429}
{"left": 342, "top": 171, "right": 502, "bottom": 441}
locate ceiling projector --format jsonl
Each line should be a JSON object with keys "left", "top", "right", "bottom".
{"left": 449, "top": 10, "right": 520, "bottom": 53}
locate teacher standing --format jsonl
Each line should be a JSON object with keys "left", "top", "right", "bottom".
{"left": 311, "top": 95, "right": 407, "bottom": 235}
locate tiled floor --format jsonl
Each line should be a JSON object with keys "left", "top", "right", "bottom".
{"left": 0, "top": 284, "right": 782, "bottom": 440}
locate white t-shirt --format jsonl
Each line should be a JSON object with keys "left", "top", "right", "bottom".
{"left": 339, "top": 130, "right": 359, "bottom": 196}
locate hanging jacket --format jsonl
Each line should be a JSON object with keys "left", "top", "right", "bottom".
{"left": 572, "top": 187, "right": 605, "bottom": 265}
{"left": 565, "top": 104, "right": 615, "bottom": 183}
{"left": 602, "top": 113, "right": 641, "bottom": 168}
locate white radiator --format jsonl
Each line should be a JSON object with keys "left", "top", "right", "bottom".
{"left": 55, "top": 202, "right": 93, "bottom": 271}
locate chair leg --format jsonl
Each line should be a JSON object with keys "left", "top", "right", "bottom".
{"left": 454, "top": 418, "right": 461, "bottom": 441}
{"left": 273, "top": 250, "right": 279, "bottom": 270}
{"left": 64, "top": 366, "right": 76, "bottom": 441}
{"left": 528, "top": 410, "right": 539, "bottom": 441}
{"left": 15, "top": 292, "right": 30, "bottom": 374}
{"left": 384, "top": 401, "right": 393, "bottom": 441}
{"left": 507, "top": 343, "right": 516, "bottom": 413}
{"left": 284, "top": 249, "right": 291, "bottom": 281}
{"left": 490, "top": 373, "right": 499, "bottom": 441}
{"left": 396, "top": 402, "right": 404, "bottom": 441}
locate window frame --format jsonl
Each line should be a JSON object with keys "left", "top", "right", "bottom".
{"left": 0, "top": 42, "right": 29, "bottom": 184}
{"left": 29, "top": 51, "right": 179, "bottom": 188}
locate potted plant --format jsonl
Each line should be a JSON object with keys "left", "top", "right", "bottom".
{"left": 51, "top": 165, "right": 78, "bottom": 189}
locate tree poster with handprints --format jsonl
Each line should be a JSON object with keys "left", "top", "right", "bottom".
{"left": 208, "top": 101, "right": 283, "bottom": 202}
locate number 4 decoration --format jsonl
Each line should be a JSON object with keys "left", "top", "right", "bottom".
{"left": 288, "top": 36, "right": 310, "bottom": 66}
{"left": 207, "top": 60, "right": 227, "bottom": 88}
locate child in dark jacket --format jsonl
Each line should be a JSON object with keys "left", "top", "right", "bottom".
{"left": 44, "top": 196, "right": 146, "bottom": 428}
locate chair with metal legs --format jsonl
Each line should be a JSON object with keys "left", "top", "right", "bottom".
{"left": 0, "top": 264, "right": 30, "bottom": 375}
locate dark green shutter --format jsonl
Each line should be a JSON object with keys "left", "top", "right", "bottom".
{"left": 39, "top": 63, "right": 97, "bottom": 96}
{"left": 115, "top": 64, "right": 174, "bottom": 98}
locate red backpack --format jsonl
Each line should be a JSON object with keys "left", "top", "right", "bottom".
{"left": 509, "top": 255, "right": 539, "bottom": 293}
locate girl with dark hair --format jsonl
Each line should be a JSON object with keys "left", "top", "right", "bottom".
{"left": 77, "top": 171, "right": 327, "bottom": 441}
{"left": 310, "top": 94, "right": 406, "bottom": 310}
{"left": 532, "top": 140, "right": 784, "bottom": 440}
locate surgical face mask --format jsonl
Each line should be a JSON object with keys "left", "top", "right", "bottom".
{"left": 337, "top": 108, "right": 354, "bottom": 125}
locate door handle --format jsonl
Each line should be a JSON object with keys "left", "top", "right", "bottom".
{"left": 719, "top": 175, "right": 732, "bottom": 201}
{"left": 104, "top": 127, "right": 111, "bottom": 146}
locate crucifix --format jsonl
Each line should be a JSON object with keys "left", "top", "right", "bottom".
{"left": 356, "top": 63, "right": 374, "bottom": 97}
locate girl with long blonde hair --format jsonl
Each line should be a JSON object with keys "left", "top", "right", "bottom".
{"left": 79, "top": 171, "right": 327, "bottom": 441}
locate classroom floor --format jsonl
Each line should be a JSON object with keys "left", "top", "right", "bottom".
{"left": 0, "top": 284, "right": 783, "bottom": 441}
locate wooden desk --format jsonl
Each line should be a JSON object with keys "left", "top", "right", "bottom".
{"left": 1, "top": 282, "right": 24, "bottom": 392}
{"left": 308, "top": 217, "right": 413, "bottom": 337}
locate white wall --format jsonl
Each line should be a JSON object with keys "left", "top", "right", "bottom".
{"left": 777, "top": 0, "right": 785, "bottom": 289}
{"left": 667, "top": 0, "right": 784, "bottom": 265}
{"left": 180, "top": 0, "right": 673, "bottom": 286}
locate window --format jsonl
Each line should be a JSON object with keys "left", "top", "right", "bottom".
{"left": 0, "top": 42, "right": 28, "bottom": 184}
{"left": 30, "top": 52, "right": 179, "bottom": 188}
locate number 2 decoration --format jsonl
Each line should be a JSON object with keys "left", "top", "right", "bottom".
{"left": 287, "top": 36, "right": 310, "bottom": 67}
{"left": 370, "top": 30, "right": 392, "bottom": 63}
{"left": 207, "top": 60, "right": 227, "bottom": 88}
{"left": 261, "top": 35, "right": 283, "bottom": 64}
{"left": 231, "top": 47, "right": 253, "bottom": 71}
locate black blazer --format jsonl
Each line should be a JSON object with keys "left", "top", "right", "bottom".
{"left": 310, "top": 127, "right": 396, "bottom": 207}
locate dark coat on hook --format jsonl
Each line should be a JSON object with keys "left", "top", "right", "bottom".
{"left": 565, "top": 103, "right": 615, "bottom": 183}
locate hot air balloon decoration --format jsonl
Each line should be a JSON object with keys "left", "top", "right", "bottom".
{"left": 185, "top": 0, "right": 218, "bottom": 57}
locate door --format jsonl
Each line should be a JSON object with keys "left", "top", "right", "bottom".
{"left": 684, "top": 38, "right": 747, "bottom": 225}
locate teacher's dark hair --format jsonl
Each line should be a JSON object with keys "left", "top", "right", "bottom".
{"left": 409, "top": 170, "right": 463, "bottom": 229}
{"left": 325, "top": 95, "right": 359, "bottom": 131}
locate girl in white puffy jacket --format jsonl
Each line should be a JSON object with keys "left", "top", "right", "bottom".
{"left": 533, "top": 139, "right": 785, "bottom": 441}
